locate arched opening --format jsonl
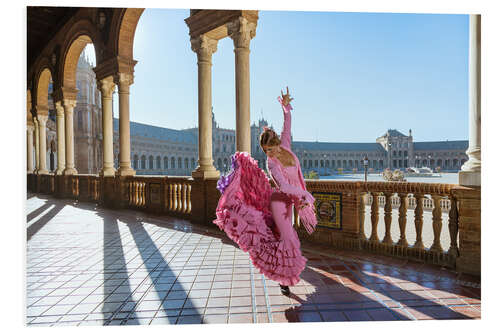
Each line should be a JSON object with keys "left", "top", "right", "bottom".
{"left": 62, "top": 34, "right": 100, "bottom": 174}
{"left": 164, "top": 156, "right": 168, "bottom": 169}
{"left": 141, "top": 155, "right": 146, "bottom": 169}
{"left": 133, "top": 154, "right": 138, "bottom": 169}
{"left": 149, "top": 155, "right": 154, "bottom": 170}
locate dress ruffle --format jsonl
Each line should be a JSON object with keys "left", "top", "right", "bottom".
{"left": 214, "top": 152, "right": 311, "bottom": 286}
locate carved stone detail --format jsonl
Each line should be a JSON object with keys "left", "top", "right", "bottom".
{"left": 227, "top": 16, "right": 256, "bottom": 49}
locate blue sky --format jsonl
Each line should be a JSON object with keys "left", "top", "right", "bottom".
{"left": 86, "top": 8, "right": 469, "bottom": 143}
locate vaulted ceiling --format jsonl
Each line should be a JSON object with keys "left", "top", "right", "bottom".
{"left": 27, "top": 6, "right": 79, "bottom": 70}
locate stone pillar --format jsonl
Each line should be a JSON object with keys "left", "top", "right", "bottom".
{"left": 453, "top": 187, "right": 481, "bottom": 275}
{"left": 37, "top": 115, "right": 49, "bottom": 174}
{"left": 459, "top": 15, "right": 481, "bottom": 186}
{"left": 97, "top": 76, "right": 116, "bottom": 177}
{"left": 34, "top": 117, "right": 40, "bottom": 173}
{"left": 114, "top": 73, "right": 135, "bottom": 176}
{"left": 63, "top": 99, "right": 77, "bottom": 175}
{"left": 27, "top": 123, "right": 35, "bottom": 173}
{"left": 228, "top": 17, "right": 256, "bottom": 153}
{"left": 190, "top": 35, "right": 220, "bottom": 179}
{"left": 54, "top": 101, "right": 66, "bottom": 175}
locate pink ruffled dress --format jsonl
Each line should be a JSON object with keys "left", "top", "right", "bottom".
{"left": 213, "top": 100, "right": 317, "bottom": 286}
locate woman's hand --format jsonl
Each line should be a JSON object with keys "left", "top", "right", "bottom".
{"left": 278, "top": 86, "right": 294, "bottom": 106}
{"left": 298, "top": 197, "right": 309, "bottom": 210}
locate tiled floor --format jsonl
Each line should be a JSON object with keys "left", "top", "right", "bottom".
{"left": 26, "top": 193, "right": 481, "bottom": 326}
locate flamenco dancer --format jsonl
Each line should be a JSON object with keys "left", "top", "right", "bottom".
{"left": 214, "top": 87, "right": 317, "bottom": 296}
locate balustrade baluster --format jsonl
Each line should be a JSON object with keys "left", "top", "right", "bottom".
{"left": 397, "top": 193, "right": 409, "bottom": 247}
{"left": 430, "top": 194, "right": 443, "bottom": 252}
{"left": 359, "top": 193, "right": 367, "bottom": 240}
{"left": 169, "top": 183, "right": 174, "bottom": 211}
{"left": 448, "top": 196, "right": 459, "bottom": 257}
{"left": 177, "top": 183, "right": 182, "bottom": 212}
{"left": 141, "top": 182, "right": 145, "bottom": 206}
{"left": 383, "top": 192, "right": 393, "bottom": 244}
{"left": 186, "top": 184, "right": 192, "bottom": 213}
{"left": 135, "top": 181, "right": 139, "bottom": 206}
{"left": 370, "top": 192, "right": 380, "bottom": 242}
{"left": 413, "top": 193, "right": 425, "bottom": 249}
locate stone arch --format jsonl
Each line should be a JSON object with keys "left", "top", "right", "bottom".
{"left": 111, "top": 8, "right": 145, "bottom": 60}
{"left": 35, "top": 66, "right": 53, "bottom": 113}
{"left": 61, "top": 34, "right": 94, "bottom": 90}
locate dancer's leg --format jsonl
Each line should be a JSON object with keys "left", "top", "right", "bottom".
{"left": 269, "top": 192, "right": 294, "bottom": 240}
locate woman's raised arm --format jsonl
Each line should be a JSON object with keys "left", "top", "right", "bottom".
{"left": 278, "top": 87, "right": 293, "bottom": 149}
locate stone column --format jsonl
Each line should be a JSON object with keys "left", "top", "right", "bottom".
{"left": 34, "top": 117, "right": 40, "bottom": 173}
{"left": 63, "top": 99, "right": 77, "bottom": 175}
{"left": 37, "top": 115, "right": 49, "bottom": 174}
{"left": 97, "top": 76, "right": 116, "bottom": 177}
{"left": 54, "top": 101, "right": 66, "bottom": 175}
{"left": 459, "top": 14, "right": 481, "bottom": 186}
{"left": 228, "top": 17, "right": 256, "bottom": 153}
{"left": 190, "top": 35, "right": 220, "bottom": 179}
{"left": 114, "top": 73, "right": 135, "bottom": 176}
{"left": 27, "top": 123, "right": 34, "bottom": 173}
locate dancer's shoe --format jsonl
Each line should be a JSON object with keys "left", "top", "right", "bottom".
{"left": 279, "top": 284, "right": 290, "bottom": 296}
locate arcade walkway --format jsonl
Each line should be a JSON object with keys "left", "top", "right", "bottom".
{"left": 26, "top": 193, "right": 481, "bottom": 326}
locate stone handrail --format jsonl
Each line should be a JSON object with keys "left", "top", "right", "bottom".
{"left": 296, "top": 180, "right": 474, "bottom": 269}
{"left": 124, "top": 175, "right": 193, "bottom": 218}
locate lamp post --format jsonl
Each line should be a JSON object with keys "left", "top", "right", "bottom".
{"left": 363, "top": 155, "right": 368, "bottom": 182}
{"left": 322, "top": 154, "right": 327, "bottom": 176}
{"left": 388, "top": 142, "right": 392, "bottom": 170}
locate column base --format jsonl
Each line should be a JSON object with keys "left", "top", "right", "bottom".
{"left": 116, "top": 167, "right": 136, "bottom": 177}
{"left": 55, "top": 168, "right": 65, "bottom": 175}
{"left": 63, "top": 168, "right": 78, "bottom": 175}
{"left": 100, "top": 167, "right": 116, "bottom": 177}
{"left": 191, "top": 167, "right": 220, "bottom": 180}
{"left": 458, "top": 170, "right": 481, "bottom": 187}
{"left": 37, "top": 169, "right": 49, "bottom": 175}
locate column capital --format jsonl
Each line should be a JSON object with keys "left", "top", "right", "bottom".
{"left": 27, "top": 122, "right": 34, "bottom": 131}
{"left": 114, "top": 72, "right": 134, "bottom": 89}
{"left": 36, "top": 114, "right": 48, "bottom": 124}
{"left": 54, "top": 101, "right": 65, "bottom": 116}
{"left": 97, "top": 76, "right": 116, "bottom": 98}
{"left": 63, "top": 99, "right": 77, "bottom": 109}
{"left": 190, "top": 35, "right": 218, "bottom": 60}
{"left": 227, "top": 16, "right": 256, "bottom": 49}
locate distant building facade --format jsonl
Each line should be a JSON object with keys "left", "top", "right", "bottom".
{"left": 48, "top": 53, "right": 468, "bottom": 176}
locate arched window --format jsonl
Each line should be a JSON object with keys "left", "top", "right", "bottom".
{"left": 191, "top": 158, "right": 195, "bottom": 169}
{"left": 178, "top": 157, "right": 182, "bottom": 169}
{"left": 326, "top": 160, "right": 330, "bottom": 168}
{"left": 184, "top": 158, "right": 189, "bottom": 169}
{"left": 141, "top": 155, "right": 146, "bottom": 169}
{"left": 314, "top": 160, "right": 318, "bottom": 167}
{"left": 156, "top": 156, "right": 161, "bottom": 169}
{"left": 217, "top": 158, "right": 222, "bottom": 171}
{"left": 223, "top": 158, "right": 228, "bottom": 171}
{"left": 171, "top": 157, "right": 176, "bottom": 169}
{"left": 133, "top": 154, "right": 138, "bottom": 169}
{"left": 164, "top": 156, "right": 168, "bottom": 169}
{"left": 149, "top": 156, "right": 154, "bottom": 170}
{"left": 349, "top": 160, "right": 353, "bottom": 169}
{"left": 78, "top": 111, "right": 83, "bottom": 129}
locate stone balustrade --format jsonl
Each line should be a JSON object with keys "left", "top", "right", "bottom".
{"left": 27, "top": 173, "right": 480, "bottom": 275}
